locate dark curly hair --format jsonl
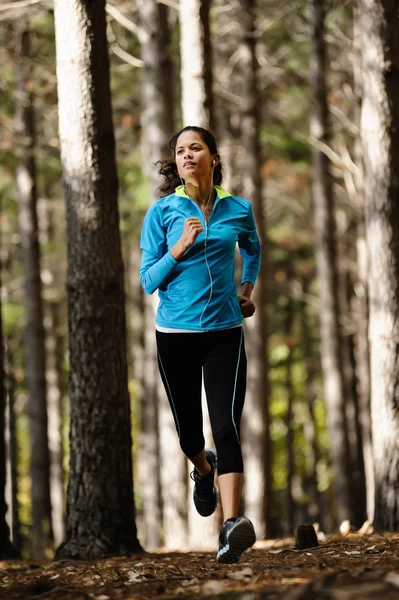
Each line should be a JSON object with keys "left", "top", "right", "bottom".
{"left": 157, "top": 126, "right": 223, "bottom": 197}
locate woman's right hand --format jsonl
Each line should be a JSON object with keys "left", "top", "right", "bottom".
{"left": 171, "top": 218, "right": 204, "bottom": 260}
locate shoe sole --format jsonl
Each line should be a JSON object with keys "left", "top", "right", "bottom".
{"left": 216, "top": 519, "right": 256, "bottom": 564}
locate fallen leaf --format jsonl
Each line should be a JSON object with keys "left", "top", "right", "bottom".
{"left": 227, "top": 567, "right": 253, "bottom": 581}
{"left": 201, "top": 580, "right": 227, "bottom": 594}
{"left": 126, "top": 570, "right": 142, "bottom": 582}
{"left": 344, "top": 551, "right": 361, "bottom": 555}
{"left": 385, "top": 571, "right": 399, "bottom": 588}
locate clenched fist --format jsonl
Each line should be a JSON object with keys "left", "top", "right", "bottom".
{"left": 171, "top": 217, "right": 204, "bottom": 261}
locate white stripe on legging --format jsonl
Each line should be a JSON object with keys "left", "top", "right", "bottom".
{"left": 232, "top": 328, "right": 243, "bottom": 445}
{"left": 158, "top": 352, "right": 181, "bottom": 438}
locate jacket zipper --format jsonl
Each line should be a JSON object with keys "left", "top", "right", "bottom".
{"left": 187, "top": 197, "right": 219, "bottom": 330}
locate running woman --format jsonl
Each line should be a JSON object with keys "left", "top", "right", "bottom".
{"left": 139, "top": 126, "right": 262, "bottom": 563}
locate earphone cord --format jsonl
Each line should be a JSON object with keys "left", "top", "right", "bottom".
{"left": 182, "top": 166, "right": 215, "bottom": 222}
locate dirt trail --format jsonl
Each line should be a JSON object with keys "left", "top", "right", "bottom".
{"left": 2, "top": 533, "right": 399, "bottom": 599}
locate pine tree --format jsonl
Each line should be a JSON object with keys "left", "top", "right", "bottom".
{"left": 53, "top": 0, "right": 141, "bottom": 558}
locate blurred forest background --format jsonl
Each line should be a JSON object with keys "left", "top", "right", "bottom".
{"left": 0, "top": 0, "right": 398, "bottom": 562}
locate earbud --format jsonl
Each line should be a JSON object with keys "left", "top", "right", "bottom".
{"left": 212, "top": 159, "right": 216, "bottom": 166}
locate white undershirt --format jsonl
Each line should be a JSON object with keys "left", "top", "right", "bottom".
{"left": 156, "top": 324, "right": 242, "bottom": 333}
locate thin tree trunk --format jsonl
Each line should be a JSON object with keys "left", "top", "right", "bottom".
{"left": 352, "top": 4, "right": 374, "bottom": 524}
{"left": 360, "top": 0, "right": 399, "bottom": 531}
{"left": 300, "top": 280, "right": 322, "bottom": 526}
{"left": 54, "top": 0, "right": 141, "bottom": 558}
{"left": 238, "top": 0, "right": 270, "bottom": 539}
{"left": 44, "top": 301, "right": 65, "bottom": 547}
{"left": 0, "top": 247, "right": 18, "bottom": 558}
{"left": 340, "top": 260, "right": 367, "bottom": 529}
{"left": 5, "top": 343, "right": 21, "bottom": 551}
{"left": 179, "top": 0, "right": 213, "bottom": 127}
{"left": 14, "top": 26, "right": 52, "bottom": 556}
{"left": 284, "top": 288, "right": 295, "bottom": 535}
{"left": 137, "top": 0, "right": 188, "bottom": 550}
{"left": 309, "top": 0, "right": 352, "bottom": 526}
{"left": 179, "top": 0, "right": 219, "bottom": 549}
{"left": 37, "top": 198, "right": 66, "bottom": 546}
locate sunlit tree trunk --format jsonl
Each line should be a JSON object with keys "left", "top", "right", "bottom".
{"left": 179, "top": 0, "right": 220, "bottom": 549}
{"left": 284, "top": 283, "right": 295, "bottom": 534}
{"left": 14, "top": 26, "right": 52, "bottom": 556}
{"left": 0, "top": 252, "right": 18, "bottom": 558}
{"left": 44, "top": 301, "right": 65, "bottom": 547}
{"left": 238, "top": 0, "right": 270, "bottom": 539}
{"left": 352, "top": 4, "right": 374, "bottom": 523}
{"left": 300, "top": 280, "right": 322, "bottom": 525}
{"left": 309, "top": 0, "right": 352, "bottom": 526}
{"left": 339, "top": 255, "right": 367, "bottom": 528}
{"left": 137, "top": 0, "right": 190, "bottom": 550}
{"left": 360, "top": 0, "right": 399, "bottom": 531}
{"left": 179, "top": 0, "right": 213, "bottom": 128}
{"left": 54, "top": 0, "right": 141, "bottom": 558}
{"left": 4, "top": 343, "right": 21, "bottom": 552}
{"left": 37, "top": 198, "right": 66, "bottom": 547}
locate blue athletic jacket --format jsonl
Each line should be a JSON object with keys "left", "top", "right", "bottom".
{"left": 139, "top": 185, "right": 262, "bottom": 331}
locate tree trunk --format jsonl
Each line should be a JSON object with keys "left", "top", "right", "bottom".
{"left": 300, "top": 280, "right": 322, "bottom": 526}
{"left": 360, "top": 0, "right": 399, "bottom": 531}
{"left": 309, "top": 0, "right": 352, "bottom": 526}
{"left": 4, "top": 343, "right": 21, "bottom": 552}
{"left": 14, "top": 26, "right": 52, "bottom": 556}
{"left": 284, "top": 290, "right": 295, "bottom": 535}
{"left": 179, "top": 0, "right": 219, "bottom": 549}
{"left": 238, "top": 0, "right": 270, "bottom": 539}
{"left": 137, "top": 0, "right": 189, "bottom": 550}
{"left": 339, "top": 259, "right": 367, "bottom": 529}
{"left": 352, "top": 4, "right": 374, "bottom": 524}
{"left": 0, "top": 246, "right": 18, "bottom": 558}
{"left": 37, "top": 197, "right": 66, "bottom": 546}
{"left": 179, "top": 0, "right": 213, "bottom": 128}
{"left": 44, "top": 301, "right": 65, "bottom": 547}
{"left": 54, "top": 0, "right": 141, "bottom": 558}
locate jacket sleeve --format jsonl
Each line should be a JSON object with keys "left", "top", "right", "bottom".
{"left": 139, "top": 203, "right": 178, "bottom": 295}
{"left": 238, "top": 203, "right": 262, "bottom": 286}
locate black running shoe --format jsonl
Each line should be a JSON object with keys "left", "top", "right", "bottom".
{"left": 216, "top": 516, "right": 256, "bottom": 563}
{"left": 190, "top": 448, "right": 218, "bottom": 517}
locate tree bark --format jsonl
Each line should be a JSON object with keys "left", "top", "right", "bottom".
{"left": 4, "top": 343, "right": 21, "bottom": 552}
{"left": 179, "top": 0, "right": 213, "bottom": 128}
{"left": 284, "top": 288, "right": 295, "bottom": 535}
{"left": 179, "top": 0, "right": 219, "bottom": 549}
{"left": 0, "top": 240, "right": 18, "bottom": 559}
{"left": 14, "top": 26, "right": 52, "bottom": 556}
{"left": 352, "top": 4, "right": 374, "bottom": 524}
{"left": 238, "top": 0, "right": 271, "bottom": 539}
{"left": 300, "top": 280, "right": 322, "bottom": 526}
{"left": 54, "top": 0, "right": 141, "bottom": 558}
{"left": 360, "top": 0, "right": 399, "bottom": 531}
{"left": 309, "top": 0, "right": 352, "bottom": 526}
{"left": 339, "top": 260, "right": 367, "bottom": 529}
{"left": 44, "top": 301, "right": 65, "bottom": 547}
{"left": 137, "top": 0, "right": 190, "bottom": 550}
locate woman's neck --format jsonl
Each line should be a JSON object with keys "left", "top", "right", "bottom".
{"left": 184, "top": 179, "right": 215, "bottom": 209}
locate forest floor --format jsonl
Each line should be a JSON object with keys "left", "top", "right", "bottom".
{"left": 2, "top": 532, "right": 399, "bottom": 599}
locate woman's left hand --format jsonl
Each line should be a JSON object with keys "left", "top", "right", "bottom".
{"left": 238, "top": 295, "right": 256, "bottom": 318}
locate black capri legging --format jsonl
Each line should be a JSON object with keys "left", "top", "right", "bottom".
{"left": 156, "top": 326, "right": 247, "bottom": 475}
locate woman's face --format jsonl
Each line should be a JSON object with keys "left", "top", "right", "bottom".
{"left": 175, "top": 130, "right": 216, "bottom": 182}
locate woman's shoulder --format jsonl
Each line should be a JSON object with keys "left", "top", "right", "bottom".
{"left": 214, "top": 186, "right": 251, "bottom": 209}
{"left": 225, "top": 194, "right": 252, "bottom": 213}
{"left": 145, "top": 193, "right": 178, "bottom": 215}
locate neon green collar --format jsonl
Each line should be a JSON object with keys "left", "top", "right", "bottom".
{"left": 175, "top": 184, "right": 232, "bottom": 199}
